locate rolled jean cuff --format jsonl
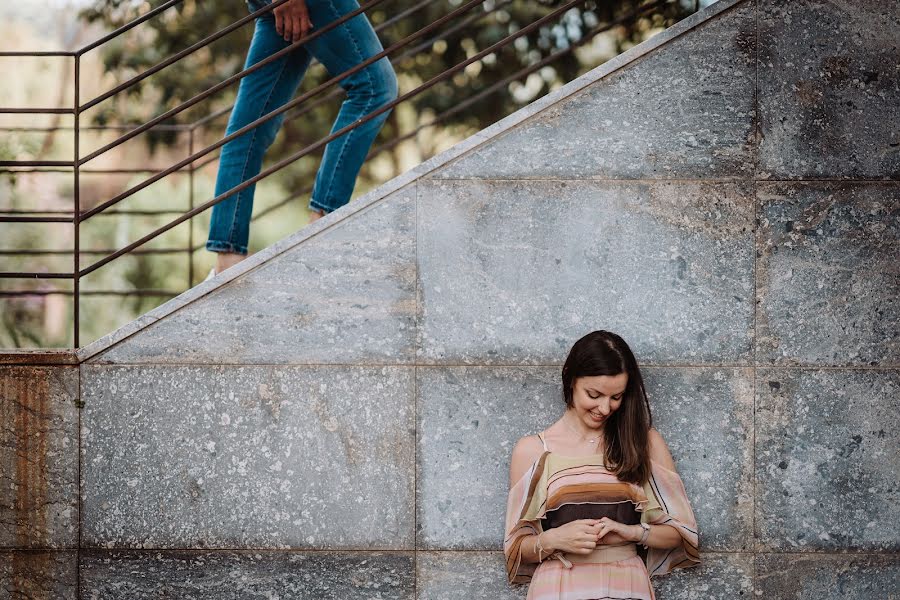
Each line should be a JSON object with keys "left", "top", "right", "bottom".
{"left": 308, "top": 198, "right": 334, "bottom": 214}
{"left": 206, "top": 239, "right": 249, "bottom": 255}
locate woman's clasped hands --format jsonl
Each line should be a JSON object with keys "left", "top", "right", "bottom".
{"left": 542, "top": 517, "right": 637, "bottom": 555}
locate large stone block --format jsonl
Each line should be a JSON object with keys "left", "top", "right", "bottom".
{"left": 416, "top": 367, "right": 748, "bottom": 551}
{"left": 431, "top": 1, "right": 756, "bottom": 180}
{"left": 80, "top": 550, "right": 415, "bottom": 599}
{"left": 416, "top": 552, "right": 525, "bottom": 600}
{"left": 755, "top": 369, "right": 899, "bottom": 551}
{"left": 0, "top": 367, "right": 78, "bottom": 548}
{"left": 81, "top": 365, "right": 415, "bottom": 549}
{"left": 93, "top": 186, "right": 416, "bottom": 365}
{"left": 416, "top": 366, "right": 559, "bottom": 550}
{"left": 651, "top": 552, "right": 752, "bottom": 600}
{"left": 758, "top": 0, "right": 900, "bottom": 179}
{"left": 756, "top": 183, "right": 900, "bottom": 366}
{"left": 756, "top": 553, "right": 900, "bottom": 599}
{"left": 417, "top": 179, "right": 754, "bottom": 365}
{"left": 643, "top": 368, "right": 754, "bottom": 552}
{"left": 0, "top": 550, "right": 76, "bottom": 600}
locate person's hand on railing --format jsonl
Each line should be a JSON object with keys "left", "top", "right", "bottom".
{"left": 274, "top": 0, "right": 313, "bottom": 43}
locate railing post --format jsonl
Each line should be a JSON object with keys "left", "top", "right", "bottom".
{"left": 188, "top": 127, "right": 195, "bottom": 287}
{"left": 73, "top": 54, "right": 81, "bottom": 348}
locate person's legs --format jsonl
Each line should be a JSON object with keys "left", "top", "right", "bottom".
{"left": 303, "top": 0, "right": 398, "bottom": 214}
{"left": 206, "top": 11, "right": 312, "bottom": 273}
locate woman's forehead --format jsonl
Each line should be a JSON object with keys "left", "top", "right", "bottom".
{"left": 576, "top": 373, "right": 628, "bottom": 393}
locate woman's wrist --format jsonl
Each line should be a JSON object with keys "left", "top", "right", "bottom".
{"left": 539, "top": 529, "right": 557, "bottom": 554}
{"left": 630, "top": 524, "right": 644, "bottom": 542}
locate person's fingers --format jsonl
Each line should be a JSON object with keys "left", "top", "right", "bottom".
{"left": 282, "top": 15, "right": 293, "bottom": 42}
{"left": 300, "top": 7, "right": 312, "bottom": 37}
{"left": 291, "top": 13, "right": 302, "bottom": 42}
{"left": 274, "top": 9, "right": 284, "bottom": 37}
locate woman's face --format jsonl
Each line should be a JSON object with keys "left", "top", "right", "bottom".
{"left": 571, "top": 372, "right": 628, "bottom": 428}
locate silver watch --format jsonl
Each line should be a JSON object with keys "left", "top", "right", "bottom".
{"left": 638, "top": 522, "right": 651, "bottom": 546}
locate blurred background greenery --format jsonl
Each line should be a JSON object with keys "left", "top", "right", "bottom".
{"left": 0, "top": 0, "right": 711, "bottom": 348}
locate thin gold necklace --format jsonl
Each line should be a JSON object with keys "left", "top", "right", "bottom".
{"left": 562, "top": 412, "right": 601, "bottom": 444}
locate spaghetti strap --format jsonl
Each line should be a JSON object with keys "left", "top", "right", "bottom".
{"left": 536, "top": 431, "right": 549, "bottom": 452}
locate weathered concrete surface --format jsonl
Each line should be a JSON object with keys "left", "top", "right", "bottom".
{"left": 756, "top": 553, "right": 900, "bottom": 599}
{"left": 417, "top": 180, "right": 754, "bottom": 366}
{"left": 80, "top": 551, "right": 415, "bottom": 599}
{"left": 431, "top": 1, "right": 756, "bottom": 180}
{"left": 651, "top": 552, "right": 753, "bottom": 599}
{"left": 93, "top": 186, "right": 417, "bottom": 365}
{"left": 416, "top": 367, "right": 558, "bottom": 550}
{"left": 643, "top": 368, "right": 754, "bottom": 552}
{"left": 0, "top": 550, "right": 76, "bottom": 600}
{"left": 416, "top": 367, "right": 751, "bottom": 552}
{"left": 0, "top": 367, "right": 78, "bottom": 548}
{"left": 756, "top": 369, "right": 900, "bottom": 551}
{"left": 757, "top": 183, "right": 900, "bottom": 367}
{"left": 758, "top": 0, "right": 900, "bottom": 179}
{"left": 416, "top": 552, "right": 526, "bottom": 600}
{"left": 81, "top": 365, "right": 415, "bottom": 549}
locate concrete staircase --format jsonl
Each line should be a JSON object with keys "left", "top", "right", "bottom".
{"left": 3, "top": 0, "right": 898, "bottom": 597}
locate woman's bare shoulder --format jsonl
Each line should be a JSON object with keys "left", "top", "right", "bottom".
{"left": 508, "top": 434, "right": 546, "bottom": 487}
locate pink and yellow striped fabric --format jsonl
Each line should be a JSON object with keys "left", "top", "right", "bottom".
{"left": 504, "top": 451, "right": 700, "bottom": 600}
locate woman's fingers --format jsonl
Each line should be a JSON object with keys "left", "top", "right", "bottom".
{"left": 274, "top": 10, "right": 284, "bottom": 37}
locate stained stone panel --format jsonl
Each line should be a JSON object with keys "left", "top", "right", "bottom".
{"left": 643, "top": 368, "right": 754, "bottom": 552}
{"left": 756, "top": 553, "right": 900, "bottom": 599}
{"left": 81, "top": 365, "right": 415, "bottom": 549}
{"left": 0, "top": 367, "right": 79, "bottom": 548}
{"left": 651, "top": 552, "right": 753, "bottom": 600}
{"left": 416, "top": 366, "right": 559, "bottom": 550}
{"left": 756, "top": 183, "right": 900, "bottom": 366}
{"left": 93, "top": 186, "right": 416, "bottom": 365}
{"left": 755, "top": 369, "right": 900, "bottom": 551}
{"left": 416, "top": 366, "right": 749, "bottom": 551}
{"left": 80, "top": 551, "right": 415, "bottom": 599}
{"left": 0, "top": 550, "right": 76, "bottom": 600}
{"left": 758, "top": 0, "right": 900, "bottom": 179}
{"left": 416, "top": 552, "right": 526, "bottom": 600}
{"left": 417, "top": 179, "right": 754, "bottom": 365}
{"left": 431, "top": 1, "right": 756, "bottom": 180}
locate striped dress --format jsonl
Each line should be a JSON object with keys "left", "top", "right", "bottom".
{"left": 504, "top": 433, "right": 700, "bottom": 600}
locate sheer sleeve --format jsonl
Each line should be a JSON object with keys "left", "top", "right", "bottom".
{"left": 640, "top": 459, "right": 701, "bottom": 576}
{"left": 503, "top": 453, "right": 548, "bottom": 584}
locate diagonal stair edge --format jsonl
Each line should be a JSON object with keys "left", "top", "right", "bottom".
{"left": 75, "top": 0, "right": 747, "bottom": 363}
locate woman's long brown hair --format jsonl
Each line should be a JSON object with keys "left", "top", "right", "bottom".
{"left": 562, "top": 330, "right": 652, "bottom": 485}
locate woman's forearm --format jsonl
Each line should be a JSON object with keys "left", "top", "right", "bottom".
{"left": 629, "top": 523, "right": 682, "bottom": 549}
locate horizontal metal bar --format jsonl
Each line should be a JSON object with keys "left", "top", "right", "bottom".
{"left": 80, "top": 0, "right": 391, "bottom": 165}
{"left": 0, "top": 161, "right": 75, "bottom": 168}
{"left": 0, "top": 108, "right": 73, "bottom": 114}
{"left": 0, "top": 51, "right": 76, "bottom": 57}
{"left": 0, "top": 289, "right": 180, "bottom": 297}
{"left": 80, "top": 0, "right": 586, "bottom": 277}
{"left": 0, "top": 124, "right": 190, "bottom": 133}
{"left": 0, "top": 272, "right": 73, "bottom": 279}
{"left": 80, "top": 0, "right": 486, "bottom": 219}
{"left": 79, "top": 0, "right": 295, "bottom": 113}
{"left": 0, "top": 247, "right": 189, "bottom": 256}
{"left": 78, "top": 0, "right": 186, "bottom": 56}
{"left": 0, "top": 210, "right": 73, "bottom": 216}
{"left": 0, "top": 215, "right": 74, "bottom": 223}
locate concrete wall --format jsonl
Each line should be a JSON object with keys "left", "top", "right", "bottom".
{"left": 5, "top": 0, "right": 898, "bottom": 597}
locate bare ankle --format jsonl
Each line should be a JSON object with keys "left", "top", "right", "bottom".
{"left": 215, "top": 251, "right": 246, "bottom": 274}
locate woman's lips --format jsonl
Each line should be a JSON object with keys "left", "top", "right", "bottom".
{"left": 589, "top": 412, "right": 605, "bottom": 423}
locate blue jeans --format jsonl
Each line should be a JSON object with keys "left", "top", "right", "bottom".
{"left": 206, "top": 0, "right": 398, "bottom": 254}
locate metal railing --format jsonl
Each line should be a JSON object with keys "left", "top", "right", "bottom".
{"left": 1, "top": 0, "right": 692, "bottom": 347}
